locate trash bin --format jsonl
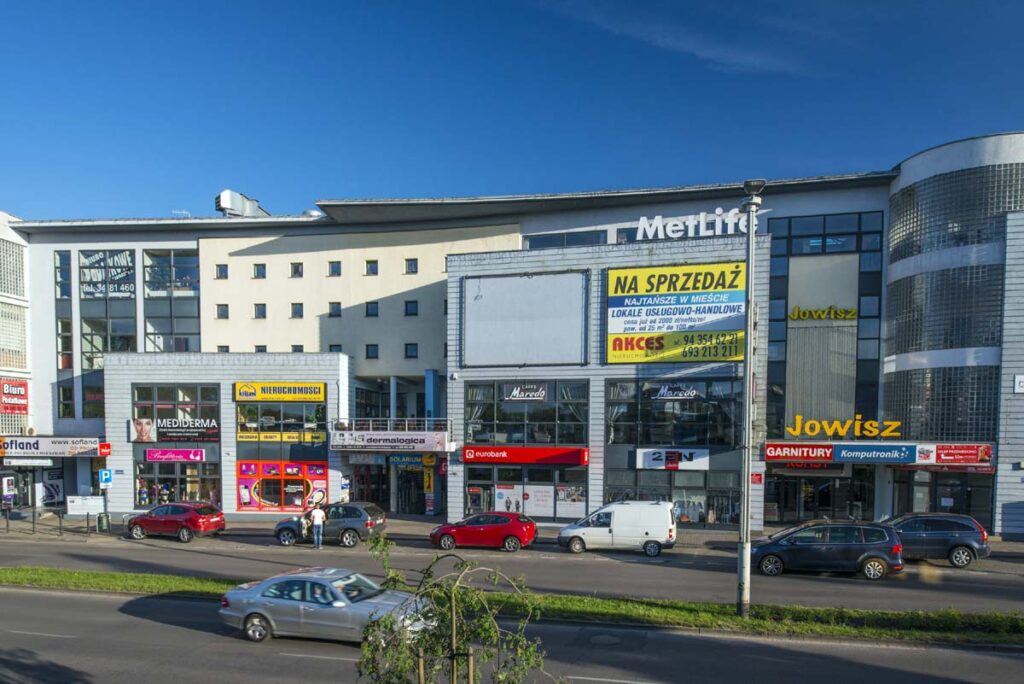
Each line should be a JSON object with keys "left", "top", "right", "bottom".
{"left": 96, "top": 512, "right": 110, "bottom": 533}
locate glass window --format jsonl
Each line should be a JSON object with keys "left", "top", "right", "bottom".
{"left": 328, "top": 261, "right": 342, "bottom": 277}
{"left": 825, "top": 234, "right": 857, "bottom": 253}
{"left": 790, "top": 216, "right": 824, "bottom": 236}
{"left": 365, "top": 301, "right": 379, "bottom": 317}
{"left": 253, "top": 263, "right": 266, "bottom": 279}
{"left": 290, "top": 262, "right": 303, "bottom": 278}
{"left": 771, "top": 239, "right": 788, "bottom": 256}
{"left": 790, "top": 527, "right": 827, "bottom": 544}
{"left": 862, "top": 528, "right": 887, "bottom": 543}
{"left": 216, "top": 304, "right": 229, "bottom": 319}
{"left": 860, "top": 252, "right": 882, "bottom": 272}
{"left": 254, "top": 345, "right": 267, "bottom": 353}
{"left": 565, "top": 230, "right": 605, "bottom": 246}
{"left": 791, "top": 237, "right": 823, "bottom": 254}
{"left": 769, "top": 299, "right": 786, "bottom": 320}
{"left": 858, "top": 319, "right": 880, "bottom": 339}
{"left": 329, "top": 302, "right": 342, "bottom": 317}
{"left": 328, "top": 344, "right": 341, "bottom": 353}
{"left": 365, "top": 344, "right": 379, "bottom": 359}
{"left": 857, "top": 340, "right": 879, "bottom": 359}
{"left": 768, "top": 321, "right": 787, "bottom": 342}
{"left": 526, "top": 468, "right": 554, "bottom": 484}
{"left": 767, "top": 341, "right": 786, "bottom": 361}
{"left": 404, "top": 343, "right": 418, "bottom": 358}
{"left": 215, "top": 264, "right": 228, "bottom": 279}
{"left": 861, "top": 234, "right": 882, "bottom": 251}
{"left": 467, "top": 467, "right": 493, "bottom": 482}
{"left": 253, "top": 303, "right": 266, "bottom": 319}
{"left": 825, "top": 214, "right": 859, "bottom": 234}
{"left": 828, "top": 526, "right": 862, "bottom": 544}
{"left": 526, "top": 233, "right": 564, "bottom": 250}
{"left": 708, "top": 471, "right": 740, "bottom": 488}
{"left": 770, "top": 257, "right": 788, "bottom": 275}
{"left": 766, "top": 218, "right": 789, "bottom": 236}
{"left": 365, "top": 260, "right": 378, "bottom": 276}
{"left": 859, "top": 296, "right": 880, "bottom": 317}
{"left": 860, "top": 212, "right": 883, "bottom": 232}
{"left": 496, "top": 467, "right": 521, "bottom": 483}
{"left": 404, "top": 301, "right": 418, "bottom": 316}
{"left": 291, "top": 345, "right": 304, "bottom": 353}
{"left": 405, "top": 258, "right": 418, "bottom": 274}
{"left": 291, "top": 303, "right": 303, "bottom": 318}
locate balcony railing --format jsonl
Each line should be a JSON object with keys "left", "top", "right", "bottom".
{"left": 335, "top": 418, "right": 451, "bottom": 433}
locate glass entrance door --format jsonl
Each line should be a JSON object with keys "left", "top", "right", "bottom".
{"left": 466, "top": 486, "right": 493, "bottom": 516}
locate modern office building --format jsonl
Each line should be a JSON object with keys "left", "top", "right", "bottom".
{"left": 2, "top": 133, "right": 1023, "bottom": 535}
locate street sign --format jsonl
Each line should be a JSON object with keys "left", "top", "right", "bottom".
{"left": 98, "top": 468, "right": 113, "bottom": 489}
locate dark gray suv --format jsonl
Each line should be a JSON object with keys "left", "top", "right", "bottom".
{"left": 890, "top": 513, "right": 990, "bottom": 568}
{"left": 752, "top": 521, "right": 904, "bottom": 580}
{"left": 274, "top": 502, "right": 386, "bottom": 548}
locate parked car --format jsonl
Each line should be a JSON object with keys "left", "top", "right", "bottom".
{"left": 890, "top": 512, "right": 990, "bottom": 568}
{"left": 127, "top": 503, "right": 225, "bottom": 543}
{"left": 752, "top": 521, "right": 904, "bottom": 580}
{"left": 275, "top": 502, "right": 386, "bottom": 548}
{"left": 430, "top": 512, "right": 537, "bottom": 552}
{"left": 219, "top": 567, "right": 426, "bottom": 643}
{"left": 557, "top": 501, "right": 676, "bottom": 557}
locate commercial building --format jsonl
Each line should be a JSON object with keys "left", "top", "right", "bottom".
{"left": 2, "top": 133, "right": 1023, "bottom": 536}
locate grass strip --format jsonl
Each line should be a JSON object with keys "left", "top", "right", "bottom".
{"left": 1, "top": 566, "right": 1021, "bottom": 645}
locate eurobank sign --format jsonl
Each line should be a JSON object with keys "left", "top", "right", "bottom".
{"left": 634, "top": 207, "right": 768, "bottom": 242}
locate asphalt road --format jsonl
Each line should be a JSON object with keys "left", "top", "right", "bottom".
{"left": 1, "top": 531, "right": 1023, "bottom": 613}
{"left": 1, "top": 588, "right": 1021, "bottom": 684}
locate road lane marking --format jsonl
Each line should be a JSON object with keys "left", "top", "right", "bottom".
{"left": 7, "top": 629, "right": 77, "bottom": 639}
{"left": 278, "top": 652, "right": 359, "bottom": 662}
{"left": 568, "top": 677, "right": 658, "bottom": 684}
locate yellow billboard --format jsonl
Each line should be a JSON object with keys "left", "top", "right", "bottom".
{"left": 233, "top": 382, "right": 326, "bottom": 402}
{"left": 607, "top": 263, "right": 746, "bottom": 364}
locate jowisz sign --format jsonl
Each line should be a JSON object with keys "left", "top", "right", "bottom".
{"left": 501, "top": 383, "right": 548, "bottom": 401}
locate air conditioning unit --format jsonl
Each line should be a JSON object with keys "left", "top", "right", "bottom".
{"left": 22, "top": 426, "right": 37, "bottom": 436}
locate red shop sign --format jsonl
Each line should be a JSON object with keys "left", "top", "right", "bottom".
{"left": 0, "top": 378, "right": 29, "bottom": 415}
{"left": 462, "top": 446, "right": 589, "bottom": 466}
{"left": 764, "top": 443, "right": 834, "bottom": 462}
{"left": 437, "top": 458, "right": 448, "bottom": 476}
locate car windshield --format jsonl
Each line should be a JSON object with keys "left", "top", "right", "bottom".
{"left": 767, "top": 524, "right": 810, "bottom": 540}
{"left": 363, "top": 504, "right": 385, "bottom": 519}
{"left": 329, "top": 573, "right": 383, "bottom": 603}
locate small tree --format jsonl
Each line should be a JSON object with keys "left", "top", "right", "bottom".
{"left": 358, "top": 534, "right": 561, "bottom": 683}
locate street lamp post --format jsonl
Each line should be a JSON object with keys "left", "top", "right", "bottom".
{"left": 737, "top": 179, "right": 766, "bottom": 619}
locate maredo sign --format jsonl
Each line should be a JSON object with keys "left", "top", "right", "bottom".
{"left": 461, "top": 446, "right": 588, "bottom": 466}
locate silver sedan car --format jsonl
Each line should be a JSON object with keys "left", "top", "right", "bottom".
{"left": 219, "top": 567, "right": 424, "bottom": 643}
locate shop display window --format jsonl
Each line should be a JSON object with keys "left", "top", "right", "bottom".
{"left": 235, "top": 461, "right": 328, "bottom": 512}
{"left": 606, "top": 379, "right": 741, "bottom": 447}
{"left": 236, "top": 401, "right": 328, "bottom": 460}
{"left": 466, "top": 380, "right": 588, "bottom": 446}
{"left": 135, "top": 461, "right": 220, "bottom": 508}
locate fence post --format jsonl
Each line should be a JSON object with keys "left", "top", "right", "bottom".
{"left": 31, "top": 507, "right": 36, "bottom": 534}
{"left": 58, "top": 511, "right": 63, "bottom": 536}
{"left": 467, "top": 648, "right": 475, "bottom": 684}
{"left": 418, "top": 648, "right": 426, "bottom": 684}
{"left": 86, "top": 512, "right": 91, "bottom": 536}
{"left": 4, "top": 508, "right": 9, "bottom": 534}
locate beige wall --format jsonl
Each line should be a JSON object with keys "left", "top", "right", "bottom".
{"left": 199, "top": 224, "right": 520, "bottom": 379}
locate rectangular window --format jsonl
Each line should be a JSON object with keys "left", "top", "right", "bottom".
{"left": 328, "top": 261, "right": 341, "bottom": 277}
{"left": 404, "top": 300, "right": 418, "bottom": 316}
{"left": 405, "top": 258, "right": 418, "bottom": 274}
{"left": 366, "top": 344, "right": 379, "bottom": 359}
{"left": 328, "top": 344, "right": 342, "bottom": 353}
{"left": 824, "top": 234, "right": 858, "bottom": 253}
{"left": 217, "top": 345, "right": 229, "bottom": 353}
{"left": 291, "top": 303, "right": 303, "bottom": 319}
{"left": 365, "top": 260, "right": 378, "bottom": 276}
{"left": 791, "top": 237, "right": 822, "bottom": 254}
{"left": 215, "top": 264, "right": 228, "bottom": 279}
{"left": 58, "top": 383, "right": 74, "bottom": 418}
{"left": 216, "top": 304, "right": 229, "bottom": 319}
{"left": 444, "top": 342, "right": 448, "bottom": 358}
{"left": 253, "top": 263, "right": 266, "bottom": 279}
{"left": 254, "top": 345, "right": 267, "bottom": 353}
{"left": 254, "top": 303, "right": 267, "bottom": 319}
{"left": 860, "top": 252, "right": 882, "bottom": 272}
{"left": 329, "top": 302, "right": 342, "bottom": 317}
{"left": 825, "top": 213, "right": 859, "bottom": 234}
{"left": 54, "top": 251, "right": 71, "bottom": 299}
{"left": 859, "top": 296, "right": 880, "bottom": 317}
{"left": 405, "top": 343, "right": 418, "bottom": 359}
{"left": 290, "top": 262, "right": 303, "bottom": 278}
{"left": 365, "top": 301, "right": 379, "bottom": 317}
{"left": 291, "top": 345, "right": 304, "bottom": 353}
{"left": 790, "top": 216, "right": 824, "bottom": 236}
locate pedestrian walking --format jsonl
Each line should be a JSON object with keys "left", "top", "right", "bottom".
{"left": 309, "top": 503, "right": 326, "bottom": 549}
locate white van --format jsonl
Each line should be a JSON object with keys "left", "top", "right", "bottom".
{"left": 557, "top": 501, "right": 676, "bottom": 557}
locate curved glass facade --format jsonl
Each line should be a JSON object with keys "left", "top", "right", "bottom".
{"left": 886, "top": 163, "right": 1024, "bottom": 442}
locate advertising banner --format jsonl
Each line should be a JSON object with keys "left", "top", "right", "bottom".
{"left": 765, "top": 441, "right": 994, "bottom": 468}
{"left": 917, "top": 443, "right": 993, "bottom": 465}
{"left": 524, "top": 485, "right": 554, "bottom": 518}
{"left": 330, "top": 431, "right": 448, "bottom": 452}
{"left": 0, "top": 436, "right": 100, "bottom": 459}
{"left": 461, "top": 446, "right": 589, "bottom": 465}
{"left": 3, "top": 458, "right": 53, "bottom": 467}
{"left": 0, "top": 379, "right": 28, "bottom": 415}
{"left": 556, "top": 485, "right": 586, "bottom": 520}
{"left": 764, "top": 443, "right": 834, "bottom": 462}
{"left": 236, "top": 461, "right": 328, "bottom": 511}
{"left": 145, "top": 449, "right": 205, "bottom": 463}
{"left": 496, "top": 484, "right": 524, "bottom": 514}
{"left": 390, "top": 454, "right": 424, "bottom": 466}
{"left": 130, "top": 418, "right": 220, "bottom": 443}
{"left": 833, "top": 444, "right": 917, "bottom": 464}
{"left": 637, "top": 448, "right": 710, "bottom": 470}
{"left": 606, "top": 262, "right": 746, "bottom": 364}
{"left": 234, "top": 382, "right": 326, "bottom": 402}
{"left": 348, "top": 453, "right": 386, "bottom": 466}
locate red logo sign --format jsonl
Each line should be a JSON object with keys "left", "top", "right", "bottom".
{"left": 0, "top": 379, "right": 29, "bottom": 415}
{"left": 764, "top": 443, "right": 834, "bottom": 462}
{"left": 936, "top": 444, "right": 992, "bottom": 464}
{"left": 751, "top": 473, "right": 764, "bottom": 485}
{"left": 462, "top": 446, "right": 589, "bottom": 465}
{"left": 98, "top": 442, "right": 112, "bottom": 457}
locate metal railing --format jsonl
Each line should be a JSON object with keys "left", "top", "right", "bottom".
{"left": 335, "top": 418, "right": 451, "bottom": 433}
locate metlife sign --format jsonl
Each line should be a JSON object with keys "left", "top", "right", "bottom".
{"left": 330, "top": 431, "right": 448, "bottom": 452}
{"left": 634, "top": 207, "right": 766, "bottom": 242}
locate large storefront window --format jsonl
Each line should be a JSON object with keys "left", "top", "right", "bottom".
{"left": 466, "top": 381, "right": 588, "bottom": 445}
{"left": 764, "top": 464, "right": 875, "bottom": 524}
{"left": 236, "top": 402, "right": 327, "bottom": 461}
{"left": 604, "top": 468, "right": 740, "bottom": 526}
{"left": 135, "top": 462, "right": 220, "bottom": 507}
{"left": 892, "top": 469, "right": 992, "bottom": 531}
{"left": 463, "top": 464, "right": 586, "bottom": 521}
{"left": 606, "top": 379, "right": 741, "bottom": 446}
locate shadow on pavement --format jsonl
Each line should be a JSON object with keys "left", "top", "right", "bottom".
{"left": 118, "top": 594, "right": 237, "bottom": 638}
{"left": 0, "top": 647, "right": 94, "bottom": 683}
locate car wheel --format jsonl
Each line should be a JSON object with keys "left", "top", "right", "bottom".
{"left": 177, "top": 527, "right": 194, "bottom": 544}
{"left": 759, "top": 554, "right": 784, "bottom": 576}
{"left": 861, "top": 557, "right": 887, "bottom": 580}
{"left": 503, "top": 536, "right": 521, "bottom": 553}
{"left": 129, "top": 524, "right": 146, "bottom": 540}
{"left": 643, "top": 541, "right": 662, "bottom": 557}
{"left": 277, "top": 529, "right": 297, "bottom": 546}
{"left": 243, "top": 613, "right": 272, "bottom": 642}
{"left": 439, "top": 534, "right": 456, "bottom": 551}
{"left": 568, "top": 537, "right": 585, "bottom": 554}
{"left": 340, "top": 529, "right": 360, "bottom": 548}
{"left": 949, "top": 545, "right": 974, "bottom": 569}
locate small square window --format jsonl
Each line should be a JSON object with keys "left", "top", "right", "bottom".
{"left": 770, "top": 257, "right": 789, "bottom": 276}
{"left": 216, "top": 345, "right": 229, "bottom": 353}
{"left": 291, "top": 262, "right": 304, "bottom": 278}
{"left": 857, "top": 340, "right": 879, "bottom": 360}
{"left": 328, "top": 344, "right": 342, "bottom": 353}
{"left": 404, "top": 300, "right": 418, "bottom": 316}
{"left": 860, "top": 252, "right": 882, "bottom": 272}
{"left": 291, "top": 344, "right": 304, "bottom": 353}
{"left": 254, "top": 303, "right": 266, "bottom": 319}
{"left": 405, "top": 258, "right": 418, "bottom": 274}
{"left": 790, "top": 216, "right": 824, "bottom": 236}
{"left": 858, "top": 318, "right": 880, "bottom": 339}
{"left": 365, "top": 344, "right": 379, "bottom": 359}
{"left": 767, "top": 218, "right": 789, "bottom": 236}
{"left": 253, "top": 263, "right": 266, "bottom": 279}
{"left": 291, "top": 303, "right": 304, "bottom": 319}
{"left": 328, "top": 261, "right": 341, "bottom": 277}
{"left": 859, "top": 296, "right": 880, "bottom": 317}
{"left": 215, "top": 264, "right": 228, "bottom": 279}
{"left": 365, "top": 301, "right": 379, "bottom": 317}
{"left": 405, "top": 343, "right": 418, "bottom": 359}
{"left": 768, "top": 341, "right": 786, "bottom": 361}
{"left": 365, "top": 260, "right": 378, "bottom": 276}
{"left": 254, "top": 345, "right": 267, "bottom": 353}
{"left": 861, "top": 234, "right": 882, "bottom": 251}
{"left": 216, "top": 304, "right": 229, "bottom": 319}
{"left": 768, "top": 321, "right": 787, "bottom": 342}
{"left": 329, "top": 301, "right": 342, "bottom": 317}
{"left": 769, "top": 299, "right": 786, "bottom": 320}
{"left": 860, "top": 212, "right": 883, "bottom": 232}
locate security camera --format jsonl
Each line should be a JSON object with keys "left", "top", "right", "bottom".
{"left": 743, "top": 179, "right": 767, "bottom": 196}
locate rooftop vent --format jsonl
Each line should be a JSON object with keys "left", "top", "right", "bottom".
{"left": 215, "top": 190, "right": 270, "bottom": 218}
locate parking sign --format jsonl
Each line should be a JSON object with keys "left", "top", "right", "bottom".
{"left": 99, "top": 468, "right": 113, "bottom": 489}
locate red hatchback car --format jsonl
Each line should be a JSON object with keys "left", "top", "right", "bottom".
{"left": 127, "top": 503, "right": 225, "bottom": 543}
{"left": 430, "top": 512, "right": 537, "bottom": 552}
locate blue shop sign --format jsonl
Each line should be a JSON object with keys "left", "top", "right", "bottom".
{"left": 390, "top": 454, "right": 423, "bottom": 466}
{"left": 833, "top": 444, "right": 916, "bottom": 464}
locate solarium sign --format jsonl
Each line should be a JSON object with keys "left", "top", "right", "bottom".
{"left": 634, "top": 207, "right": 769, "bottom": 242}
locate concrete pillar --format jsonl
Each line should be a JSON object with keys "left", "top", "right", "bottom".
{"left": 389, "top": 462, "right": 398, "bottom": 513}
{"left": 389, "top": 376, "right": 398, "bottom": 420}
{"left": 874, "top": 465, "right": 894, "bottom": 520}
{"left": 424, "top": 369, "right": 439, "bottom": 420}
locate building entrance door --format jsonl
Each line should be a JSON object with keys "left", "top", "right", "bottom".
{"left": 397, "top": 467, "right": 424, "bottom": 514}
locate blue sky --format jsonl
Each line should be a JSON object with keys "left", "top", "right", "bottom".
{"left": 1, "top": 1, "right": 1021, "bottom": 220}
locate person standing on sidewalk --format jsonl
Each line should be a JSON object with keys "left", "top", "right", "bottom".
{"left": 309, "top": 503, "right": 326, "bottom": 550}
